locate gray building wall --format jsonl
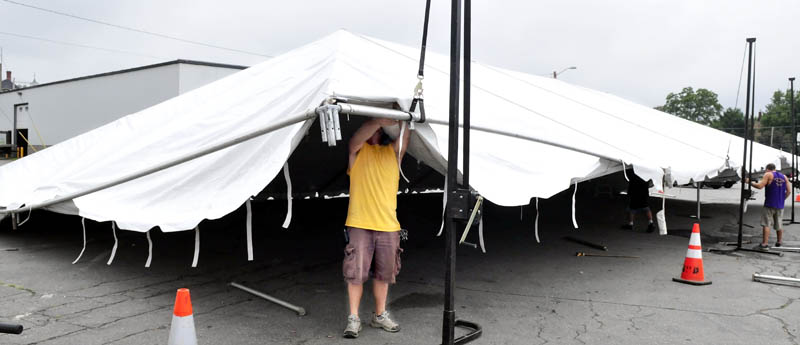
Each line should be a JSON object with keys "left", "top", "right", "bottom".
{"left": 0, "top": 61, "right": 246, "bottom": 147}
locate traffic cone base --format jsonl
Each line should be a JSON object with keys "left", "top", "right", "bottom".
{"left": 673, "top": 223, "right": 712, "bottom": 286}
{"left": 672, "top": 277, "right": 712, "bottom": 285}
{"left": 168, "top": 288, "right": 198, "bottom": 345}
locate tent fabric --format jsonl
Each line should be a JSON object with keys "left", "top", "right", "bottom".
{"left": 0, "top": 30, "right": 789, "bottom": 232}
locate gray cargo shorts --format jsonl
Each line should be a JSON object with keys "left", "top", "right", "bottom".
{"left": 343, "top": 227, "right": 402, "bottom": 285}
{"left": 760, "top": 207, "right": 784, "bottom": 230}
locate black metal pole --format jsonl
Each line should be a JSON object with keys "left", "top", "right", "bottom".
{"left": 791, "top": 77, "right": 796, "bottom": 222}
{"left": 443, "top": 0, "right": 462, "bottom": 343}
{"left": 417, "top": 0, "right": 432, "bottom": 78}
{"left": 738, "top": 37, "right": 755, "bottom": 249}
{"left": 12, "top": 105, "right": 17, "bottom": 156}
{"left": 747, "top": 43, "right": 756, "bottom": 196}
{"left": 463, "top": 0, "right": 470, "bottom": 188}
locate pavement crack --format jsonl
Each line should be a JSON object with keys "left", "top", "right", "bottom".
{"left": 588, "top": 299, "right": 604, "bottom": 330}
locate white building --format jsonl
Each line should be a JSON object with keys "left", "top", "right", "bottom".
{"left": 0, "top": 60, "right": 247, "bottom": 149}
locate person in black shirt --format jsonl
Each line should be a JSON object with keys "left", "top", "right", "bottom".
{"left": 622, "top": 170, "right": 655, "bottom": 232}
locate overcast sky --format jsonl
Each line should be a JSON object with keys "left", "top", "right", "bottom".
{"left": 1, "top": 0, "right": 798, "bottom": 112}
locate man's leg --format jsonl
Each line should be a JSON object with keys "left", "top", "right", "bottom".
{"left": 775, "top": 208, "right": 784, "bottom": 246}
{"left": 762, "top": 226, "right": 771, "bottom": 246}
{"left": 348, "top": 283, "right": 364, "bottom": 316}
{"left": 373, "top": 280, "right": 389, "bottom": 315}
{"left": 369, "top": 231, "right": 401, "bottom": 332}
{"left": 646, "top": 208, "right": 655, "bottom": 232}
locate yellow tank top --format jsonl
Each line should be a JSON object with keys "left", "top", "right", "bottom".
{"left": 345, "top": 144, "right": 401, "bottom": 232}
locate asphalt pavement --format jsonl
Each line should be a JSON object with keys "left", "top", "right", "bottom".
{"left": 1, "top": 182, "right": 799, "bottom": 344}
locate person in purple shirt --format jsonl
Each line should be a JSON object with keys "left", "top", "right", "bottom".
{"left": 747, "top": 163, "right": 792, "bottom": 249}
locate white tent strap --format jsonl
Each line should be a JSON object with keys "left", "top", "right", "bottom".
{"left": 246, "top": 199, "right": 254, "bottom": 261}
{"left": 437, "top": 179, "right": 447, "bottom": 237}
{"left": 534, "top": 198, "right": 540, "bottom": 243}
{"left": 282, "top": 163, "right": 293, "bottom": 229}
{"left": 72, "top": 217, "right": 87, "bottom": 264}
{"left": 107, "top": 221, "right": 118, "bottom": 266}
{"left": 192, "top": 226, "right": 200, "bottom": 267}
{"left": 397, "top": 121, "right": 410, "bottom": 183}
{"left": 621, "top": 160, "right": 629, "bottom": 182}
{"left": 478, "top": 213, "right": 486, "bottom": 253}
{"left": 571, "top": 181, "right": 579, "bottom": 229}
{"left": 145, "top": 230, "right": 153, "bottom": 268}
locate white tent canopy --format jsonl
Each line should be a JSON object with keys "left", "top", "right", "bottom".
{"left": 0, "top": 30, "right": 789, "bottom": 232}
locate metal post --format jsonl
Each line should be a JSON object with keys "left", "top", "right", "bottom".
{"left": 770, "top": 127, "right": 774, "bottom": 146}
{"left": 791, "top": 77, "right": 796, "bottom": 223}
{"left": 737, "top": 38, "right": 755, "bottom": 249}
{"left": 442, "top": 0, "right": 462, "bottom": 343}
{"left": 696, "top": 183, "right": 701, "bottom": 220}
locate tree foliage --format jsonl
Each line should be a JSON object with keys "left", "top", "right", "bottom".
{"left": 711, "top": 107, "right": 745, "bottom": 137}
{"left": 756, "top": 89, "right": 800, "bottom": 149}
{"left": 655, "top": 87, "right": 723, "bottom": 126}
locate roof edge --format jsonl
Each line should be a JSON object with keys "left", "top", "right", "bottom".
{"left": 0, "top": 59, "right": 250, "bottom": 95}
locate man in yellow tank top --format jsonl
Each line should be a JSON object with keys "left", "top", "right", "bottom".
{"left": 342, "top": 118, "right": 410, "bottom": 339}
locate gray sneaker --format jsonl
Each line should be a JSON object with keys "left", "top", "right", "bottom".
{"left": 343, "top": 315, "right": 362, "bottom": 338}
{"left": 370, "top": 311, "right": 400, "bottom": 332}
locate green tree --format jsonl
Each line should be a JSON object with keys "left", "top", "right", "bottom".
{"left": 711, "top": 107, "right": 745, "bottom": 137}
{"left": 756, "top": 89, "right": 800, "bottom": 149}
{"left": 655, "top": 87, "right": 723, "bottom": 126}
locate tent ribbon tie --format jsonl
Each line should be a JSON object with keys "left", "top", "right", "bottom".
{"left": 437, "top": 179, "right": 447, "bottom": 237}
{"left": 571, "top": 181, "right": 579, "bottom": 229}
{"left": 72, "top": 217, "right": 87, "bottom": 264}
{"left": 621, "top": 160, "right": 629, "bottom": 182}
{"left": 145, "top": 230, "right": 153, "bottom": 268}
{"left": 246, "top": 198, "right": 254, "bottom": 261}
{"left": 478, "top": 214, "right": 486, "bottom": 253}
{"left": 282, "top": 163, "right": 293, "bottom": 229}
{"left": 534, "top": 198, "right": 540, "bottom": 243}
{"left": 398, "top": 121, "right": 410, "bottom": 183}
{"left": 107, "top": 221, "right": 118, "bottom": 265}
{"left": 192, "top": 226, "right": 200, "bottom": 267}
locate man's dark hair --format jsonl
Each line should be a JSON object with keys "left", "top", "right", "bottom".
{"left": 766, "top": 163, "right": 776, "bottom": 171}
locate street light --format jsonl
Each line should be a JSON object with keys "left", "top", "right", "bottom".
{"left": 553, "top": 66, "right": 577, "bottom": 79}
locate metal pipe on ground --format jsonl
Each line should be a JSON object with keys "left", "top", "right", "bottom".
{"left": 0, "top": 322, "right": 23, "bottom": 334}
{"left": 752, "top": 273, "right": 800, "bottom": 285}
{"left": 229, "top": 282, "right": 306, "bottom": 316}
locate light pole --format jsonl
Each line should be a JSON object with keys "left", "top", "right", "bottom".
{"left": 553, "top": 66, "right": 577, "bottom": 79}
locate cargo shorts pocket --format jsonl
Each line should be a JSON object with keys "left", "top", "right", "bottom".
{"left": 394, "top": 247, "right": 404, "bottom": 276}
{"left": 343, "top": 245, "right": 358, "bottom": 281}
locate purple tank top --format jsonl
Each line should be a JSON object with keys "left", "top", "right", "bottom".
{"left": 765, "top": 171, "right": 787, "bottom": 209}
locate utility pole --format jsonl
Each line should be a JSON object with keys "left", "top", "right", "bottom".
{"left": 791, "top": 77, "right": 796, "bottom": 223}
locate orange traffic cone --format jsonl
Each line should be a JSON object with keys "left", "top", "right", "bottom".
{"left": 795, "top": 194, "right": 800, "bottom": 202}
{"left": 168, "top": 288, "right": 198, "bottom": 345}
{"left": 672, "top": 223, "right": 711, "bottom": 285}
